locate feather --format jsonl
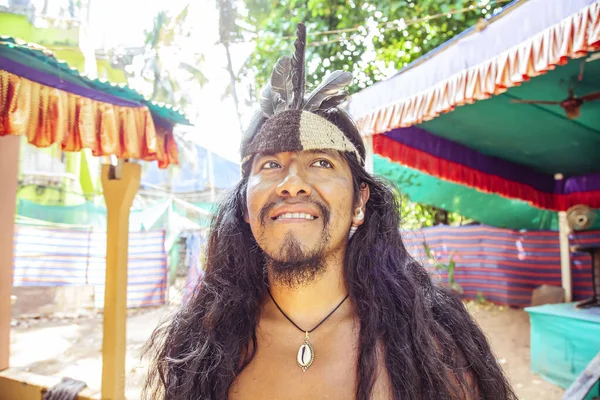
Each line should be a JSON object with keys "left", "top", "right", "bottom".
{"left": 270, "top": 56, "right": 294, "bottom": 113}
{"left": 318, "top": 91, "right": 349, "bottom": 111}
{"left": 291, "top": 23, "right": 307, "bottom": 109}
{"left": 303, "top": 70, "right": 352, "bottom": 112}
{"left": 259, "top": 82, "right": 276, "bottom": 117}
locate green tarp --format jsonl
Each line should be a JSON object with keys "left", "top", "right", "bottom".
{"left": 419, "top": 49, "right": 600, "bottom": 176}
{"left": 16, "top": 197, "right": 212, "bottom": 231}
{"left": 374, "top": 155, "right": 600, "bottom": 231}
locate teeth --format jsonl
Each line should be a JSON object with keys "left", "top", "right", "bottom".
{"left": 277, "top": 212, "right": 315, "bottom": 220}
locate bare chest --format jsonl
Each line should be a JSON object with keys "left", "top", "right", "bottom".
{"left": 229, "top": 323, "right": 391, "bottom": 400}
{"left": 230, "top": 326, "right": 356, "bottom": 400}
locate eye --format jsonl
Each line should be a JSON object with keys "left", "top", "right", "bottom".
{"left": 261, "top": 160, "right": 281, "bottom": 170}
{"left": 311, "top": 159, "right": 334, "bottom": 169}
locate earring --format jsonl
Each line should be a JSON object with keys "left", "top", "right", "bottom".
{"left": 348, "top": 208, "right": 364, "bottom": 239}
{"left": 354, "top": 208, "right": 364, "bottom": 221}
{"left": 348, "top": 225, "right": 358, "bottom": 239}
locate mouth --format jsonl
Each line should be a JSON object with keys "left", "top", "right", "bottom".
{"left": 272, "top": 212, "right": 318, "bottom": 222}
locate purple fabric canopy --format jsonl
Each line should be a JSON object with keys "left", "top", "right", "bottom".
{"left": 0, "top": 56, "right": 141, "bottom": 107}
{"left": 384, "top": 127, "right": 600, "bottom": 195}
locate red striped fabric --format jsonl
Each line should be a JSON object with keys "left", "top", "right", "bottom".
{"left": 404, "top": 225, "right": 597, "bottom": 307}
{"left": 12, "top": 225, "right": 168, "bottom": 309}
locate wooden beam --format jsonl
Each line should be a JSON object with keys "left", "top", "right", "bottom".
{"left": 0, "top": 369, "right": 99, "bottom": 400}
{"left": 100, "top": 161, "right": 140, "bottom": 400}
{"left": 0, "top": 135, "right": 20, "bottom": 371}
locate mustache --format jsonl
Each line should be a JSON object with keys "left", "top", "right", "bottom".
{"left": 259, "top": 199, "right": 331, "bottom": 228}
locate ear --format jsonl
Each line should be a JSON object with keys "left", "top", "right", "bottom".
{"left": 352, "top": 183, "right": 370, "bottom": 227}
{"left": 243, "top": 209, "right": 250, "bottom": 223}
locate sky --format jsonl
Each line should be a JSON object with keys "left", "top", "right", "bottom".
{"left": 88, "top": 0, "right": 253, "bottom": 163}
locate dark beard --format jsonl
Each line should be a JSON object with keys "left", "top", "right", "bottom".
{"left": 258, "top": 197, "right": 332, "bottom": 287}
{"left": 264, "top": 231, "right": 329, "bottom": 288}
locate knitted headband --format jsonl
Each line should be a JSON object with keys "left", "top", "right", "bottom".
{"left": 240, "top": 23, "right": 363, "bottom": 175}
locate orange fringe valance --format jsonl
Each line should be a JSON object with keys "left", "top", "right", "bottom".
{"left": 358, "top": 2, "right": 600, "bottom": 134}
{"left": 0, "top": 70, "right": 179, "bottom": 168}
{"left": 374, "top": 134, "right": 600, "bottom": 211}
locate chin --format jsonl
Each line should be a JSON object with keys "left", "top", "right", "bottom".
{"left": 260, "top": 235, "right": 316, "bottom": 257}
{"left": 272, "top": 239, "right": 320, "bottom": 256}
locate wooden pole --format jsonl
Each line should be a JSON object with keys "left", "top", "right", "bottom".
{"left": 558, "top": 210, "right": 573, "bottom": 303}
{"left": 364, "top": 134, "right": 374, "bottom": 174}
{"left": 555, "top": 174, "right": 573, "bottom": 303}
{"left": 100, "top": 161, "right": 140, "bottom": 400}
{"left": 0, "top": 136, "right": 20, "bottom": 371}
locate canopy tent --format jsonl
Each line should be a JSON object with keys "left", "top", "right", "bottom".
{"left": 0, "top": 35, "right": 191, "bottom": 168}
{"left": 0, "top": 36, "right": 190, "bottom": 399}
{"left": 348, "top": 0, "right": 600, "bottom": 230}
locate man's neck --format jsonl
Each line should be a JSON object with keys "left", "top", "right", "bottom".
{"left": 265, "top": 252, "right": 350, "bottom": 330}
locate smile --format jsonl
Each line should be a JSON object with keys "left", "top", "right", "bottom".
{"left": 274, "top": 212, "right": 317, "bottom": 221}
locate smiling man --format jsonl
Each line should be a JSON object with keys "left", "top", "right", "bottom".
{"left": 144, "top": 24, "right": 516, "bottom": 400}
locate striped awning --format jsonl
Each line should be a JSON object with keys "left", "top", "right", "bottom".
{"left": 349, "top": 0, "right": 600, "bottom": 135}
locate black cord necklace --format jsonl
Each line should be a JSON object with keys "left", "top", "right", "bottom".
{"left": 268, "top": 290, "right": 349, "bottom": 372}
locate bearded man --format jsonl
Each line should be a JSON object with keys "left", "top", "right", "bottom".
{"left": 144, "top": 24, "right": 516, "bottom": 400}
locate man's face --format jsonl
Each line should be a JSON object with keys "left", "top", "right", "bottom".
{"left": 245, "top": 150, "right": 358, "bottom": 284}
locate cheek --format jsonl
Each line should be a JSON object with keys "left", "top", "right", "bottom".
{"left": 245, "top": 178, "right": 271, "bottom": 224}
{"left": 317, "top": 179, "right": 354, "bottom": 223}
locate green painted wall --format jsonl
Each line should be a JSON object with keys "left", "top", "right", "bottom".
{"left": 0, "top": 12, "right": 79, "bottom": 47}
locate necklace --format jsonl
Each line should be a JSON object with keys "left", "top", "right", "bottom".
{"left": 268, "top": 290, "right": 349, "bottom": 372}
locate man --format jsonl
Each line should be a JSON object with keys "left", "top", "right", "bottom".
{"left": 144, "top": 24, "right": 516, "bottom": 400}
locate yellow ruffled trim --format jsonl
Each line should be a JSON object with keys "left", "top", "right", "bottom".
{"left": 0, "top": 70, "right": 178, "bottom": 168}
{"left": 357, "top": 2, "right": 600, "bottom": 134}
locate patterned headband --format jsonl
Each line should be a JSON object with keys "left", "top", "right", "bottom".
{"left": 240, "top": 23, "right": 363, "bottom": 174}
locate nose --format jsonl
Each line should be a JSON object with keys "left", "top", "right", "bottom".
{"left": 276, "top": 166, "right": 312, "bottom": 198}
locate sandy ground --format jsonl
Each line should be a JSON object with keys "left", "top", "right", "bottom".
{"left": 465, "top": 302, "right": 565, "bottom": 400}
{"left": 9, "top": 301, "right": 565, "bottom": 399}
{"left": 9, "top": 308, "right": 165, "bottom": 399}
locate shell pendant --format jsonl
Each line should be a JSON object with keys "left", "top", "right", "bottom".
{"left": 296, "top": 331, "right": 314, "bottom": 372}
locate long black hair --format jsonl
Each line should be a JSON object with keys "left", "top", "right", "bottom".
{"left": 143, "top": 109, "right": 516, "bottom": 399}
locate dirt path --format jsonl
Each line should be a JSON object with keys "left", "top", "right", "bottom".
{"left": 10, "top": 308, "right": 170, "bottom": 399}
{"left": 10, "top": 302, "right": 565, "bottom": 399}
{"left": 467, "top": 302, "right": 565, "bottom": 400}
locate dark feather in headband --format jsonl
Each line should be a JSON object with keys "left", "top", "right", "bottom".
{"left": 242, "top": 23, "right": 361, "bottom": 172}
{"left": 291, "top": 23, "right": 306, "bottom": 109}
{"left": 259, "top": 24, "right": 351, "bottom": 116}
